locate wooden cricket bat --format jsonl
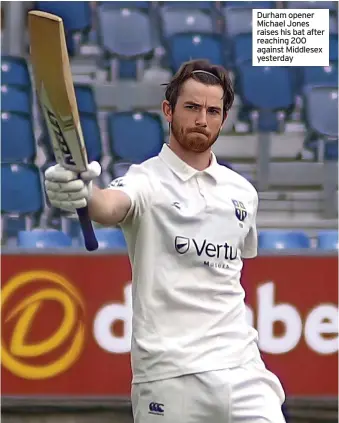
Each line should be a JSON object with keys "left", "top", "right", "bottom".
{"left": 28, "top": 10, "right": 98, "bottom": 251}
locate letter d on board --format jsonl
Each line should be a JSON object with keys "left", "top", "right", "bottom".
{"left": 93, "top": 284, "right": 132, "bottom": 353}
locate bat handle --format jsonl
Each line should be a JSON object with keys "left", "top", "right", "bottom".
{"left": 76, "top": 207, "right": 99, "bottom": 251}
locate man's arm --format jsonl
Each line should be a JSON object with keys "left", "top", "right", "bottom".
{"left": 88, "top": 185, "right": 131, "bottom": 226}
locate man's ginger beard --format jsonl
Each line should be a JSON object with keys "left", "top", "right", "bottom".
{"left": 170, "top": 115, "right": 221, "bottom": 153}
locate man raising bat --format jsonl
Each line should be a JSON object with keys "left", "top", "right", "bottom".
{"left": 45, "top": 59, "right": 286, "bottom": 423}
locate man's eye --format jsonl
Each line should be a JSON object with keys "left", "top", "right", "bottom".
{"left": 209, "top": 109, "right": 219, "bottom": 115}
{"left": 186, "top": 105, "right": 198, "bottom": 110}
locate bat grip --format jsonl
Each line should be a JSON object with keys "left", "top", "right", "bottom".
{"left": 76, "top": 207, "right": 98, "bottom": 251}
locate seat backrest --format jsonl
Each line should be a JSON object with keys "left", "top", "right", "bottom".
{"left": 1, "top": 113, "right": 36, "bottom": 163}
{"left": 237, "top": 63, "right": 294, "bottom": 110}
{"left": 108, "top": 112, "right": 164, "bottom": 163}
{"left": 161, "top": 8, "right": 214, "bottom": 38}
{"left": 1, "top": 85, "right": 31, "bottom": 115}
{"left": 329, "top": 34, "right": 338, "bottom": 61}
{"left": 304, "top": 85, "right": 338, "bottom": 138}
{"left": 168, "top": 32, "right": 224, "bottom": 72}
{"left": 223, "top": 7, "right": 252, "bottom": 36}
{"left": 285, "top": 1, "right": 336, "bottom": 11}
{"left": 35, "top": 1, "right": 91, "bottom": 32}
{"left": 1, "top": 56, "right": 31, "bottom": 88}
{"left": 330, "top": 14, "right": 338, "bottom": 35}
{"left": 317, "top": 230, "right": 338, "bottom": 250}
{"left": 94, "top": 228, "right": 127, "bottom": 250}
{"left": 302, "top": 63, "right": 338, "bottom": 89}
{"left": 74, "top": 84, "right": 97, "bottom": 114}
{"left": 222, "top": 1, "right": 274, "bottom": 8}
{"left": 259, "top": 230, "right": 311, "bottom": 249}
{"left": 18, "top": 230, "right": 72, "bottom": 248}
{"left": 98, "top": 1, "right": 150, "bottom": 9}
{"left": 79, "top": 114, "right": 102, "bottom": 162}
{"left": 161, "top": 1, "right": 214, "bottom": 10}
{"left": 98, "top": 7, "right": 153, "bottom": 57}
{"left": 233, "top": 33, "right": 252, "bottom": 64}
{"left": 1, "top": 164, "right": 43, "bottom": 214}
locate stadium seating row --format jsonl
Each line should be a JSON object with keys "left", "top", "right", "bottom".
{"left": 30, "top": 1, "right": 338, "bottom": 65}
{"left": 2, "top": 57, "right": 338, "bottom": 162}
{"left": 10, "top": 227, "right": 339, "bottom": 250}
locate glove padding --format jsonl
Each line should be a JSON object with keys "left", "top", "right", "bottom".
{"left": 45, "top": 161, "right": 101, "bottom": 213}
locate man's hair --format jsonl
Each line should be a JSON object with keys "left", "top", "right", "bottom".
{"left": 164, "top": 59, "right": 234, "bottom": 120}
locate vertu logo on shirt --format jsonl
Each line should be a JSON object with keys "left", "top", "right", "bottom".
{"left": 175, "top": 236, "right": 237, "bottom": 260}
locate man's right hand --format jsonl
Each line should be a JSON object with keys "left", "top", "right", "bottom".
{"left": 44, "top": 161, "right": 102, "bottom": 213}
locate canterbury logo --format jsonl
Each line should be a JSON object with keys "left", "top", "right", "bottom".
{"left": 149, "top": 402, "right": 164, "bottom": 415}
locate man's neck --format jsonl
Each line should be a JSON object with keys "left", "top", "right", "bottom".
{"left": 168, "top": 137, "right": 212, "bottom": 171}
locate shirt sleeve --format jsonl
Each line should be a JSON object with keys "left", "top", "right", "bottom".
{"left": 242, "top": 192, "right": 259, "bottom": 259}
{"left": 107, "top": 164, "right": 155, "bottom": 226}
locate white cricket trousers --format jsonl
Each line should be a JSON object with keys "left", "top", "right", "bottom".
{"left": 131, "top": 357, "right": 286, "bottom": 423}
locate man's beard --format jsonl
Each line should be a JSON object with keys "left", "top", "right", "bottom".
{"left": 171, "top": 118, "right": 221, "bottom": 153}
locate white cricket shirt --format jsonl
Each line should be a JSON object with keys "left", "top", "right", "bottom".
{"left": 109, "top": 144, "right": 260, "bottom": 384}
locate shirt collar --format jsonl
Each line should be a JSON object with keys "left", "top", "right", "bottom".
{"left": 159, "top": 143, "right": 221, "bottom": 183}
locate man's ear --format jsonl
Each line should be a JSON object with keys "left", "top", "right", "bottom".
{"left": 162, "top": 100, "right": 172, "bottom": 123}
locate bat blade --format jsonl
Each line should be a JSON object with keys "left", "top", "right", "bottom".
{"left": 28, "top": 10, "right": 98, "bottom": 251}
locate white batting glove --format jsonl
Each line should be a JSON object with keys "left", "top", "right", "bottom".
{"left": 44, "top": 161, "right": 101, "bottom": 213}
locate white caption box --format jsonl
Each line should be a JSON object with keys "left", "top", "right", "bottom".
{"left": 252, "top": 9, "right": 329, "bottom": 66}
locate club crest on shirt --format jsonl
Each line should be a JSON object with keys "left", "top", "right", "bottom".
{"left": 109, "top": 177, "right": 125, "bottom": 188}
{"left": 232, "top": 199, "right": 247, "bottom": 222}
{"left": 175, "top": 236, "right": 190, "bottom": 254}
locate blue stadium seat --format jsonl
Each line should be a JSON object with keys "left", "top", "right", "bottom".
{"left": 35, "top": 1, "right": 91, "bottom": 32}
{"left": 223, "top": 1, "right": 275, "bottom": 8}
{"left": 302, "top": 63, "right": 338, "bottom": 90}
{"left": 304, "top": 85, "right": 338, "bottom": 139}
{"left": 3, "top": 218, "right": 28, "bottom": 241}
{"left": 79, "top": 114, "right": 102, "bottom": 162}
{"left": 317, "top": 231, "right": 338, "bottom": 250}
{"left": 92, "top": 228, "right": 127, "bottom": 250}
{"left": 98, "top": 1, "right": 150, "bottom": 8}
{"left": 330, "top": 14, "right": 338, "bottom": 35}
{"left": 65, "top": 31, "right": 76, "bottom": 56}
{"left": 259, "top": 230, "right": 311, "bottom": 249}
{"left": 233, "top": 33, "right": 252, "bottom": 64}
{"left": 324, "top": 140, "right": 339, "bottom": 160}
{"left": 1, "top": 164, "right": 43, "bottom": 214}
{"left": 329, "top": 34, "right": 338, "bottom": 62}
{"left": 168, "top": 33, "right": 224, "bottom": 72}
{"left": 111, "top": 161, "right": 133, "bottom": 178}
{"left": 1, "top": 113, "right": 36, "bottom": 163}
{"left": 18, "top": 230, "right": 72, "bottom": 248}
{"left": 118, "top": 60, "right": 138, "bottom": 79}
{"left": 285, "top": 1, "right": 337, "bottom": 11}
{"left": 223, "top": 7, "right": 252, "bottom": 36}
{"left": 237, "top": 64, "right": 295, "bottom": 131}
{"left": 97, "top": 7, "right": 153, "bottom": 57}
{"left": 160, "top": 8, "right": 214, "bottom": 39}
{"left": 74, "top": 84, "right": 97, "bottom": 114}
{"left": 161, "top": 2, "right": 214, "bottom": 10}
{"left": 108, "top": 112, "right": 164, "bottom": 163}
{"left": 1, "top": 85, "right": 31, "bottom": 115}
{"left": 1, "top": 56, "right": 31, "bottom": 88}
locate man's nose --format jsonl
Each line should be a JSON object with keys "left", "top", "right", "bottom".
{"left": 195, "top": 109, "right": 208, "bottom": 127}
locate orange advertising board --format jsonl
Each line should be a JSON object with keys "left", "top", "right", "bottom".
{"left": 1, "top": 254, "right": 338, "bottom": 397}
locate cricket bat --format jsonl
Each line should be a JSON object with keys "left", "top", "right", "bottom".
{"left": 28, "top": 11, "right": 98, "bottom": 251}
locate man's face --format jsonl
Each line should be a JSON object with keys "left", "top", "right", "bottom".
{"left": 163, "top": 78, "right": 225, "bottom": 153}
